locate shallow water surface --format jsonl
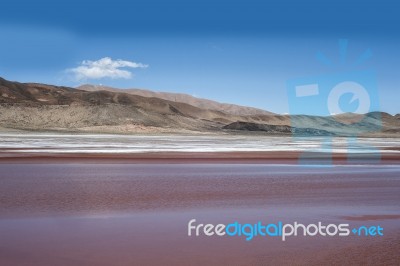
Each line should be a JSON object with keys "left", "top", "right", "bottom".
{"left": 0, "top": 164, "right": 399, "bottom": 265}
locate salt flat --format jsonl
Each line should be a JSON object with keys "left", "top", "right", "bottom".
{"left": 0, "top": 133, "right": 399, "bottom": 153}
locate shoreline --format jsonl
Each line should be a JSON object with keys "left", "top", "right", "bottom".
{"left": 1, "top": 128, "right": 400, "bottom": 137}
{"left": 0, "top": 151, "right": 399, "bottom": 164}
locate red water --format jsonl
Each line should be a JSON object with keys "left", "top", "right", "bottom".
{"left": 0, "top": 164, "right": 399, "bottom": 265}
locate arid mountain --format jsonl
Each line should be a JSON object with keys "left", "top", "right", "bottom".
{"left": 0, "top": 77, "right": 399, "bottom": 136}
{"left": 77, "top": 84, "right": 274, "bottom": 116}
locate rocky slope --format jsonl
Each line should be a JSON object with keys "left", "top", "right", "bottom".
{"left": 78, "top": 84, "right": 274, "bottom": 116}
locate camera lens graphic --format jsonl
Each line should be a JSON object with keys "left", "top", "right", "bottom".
{"left": 327, "top": 81, "right": 371, "bottom": 123}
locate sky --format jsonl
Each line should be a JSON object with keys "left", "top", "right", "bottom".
{"left": 0, "top": 0, "right": 399, "bottom": 115}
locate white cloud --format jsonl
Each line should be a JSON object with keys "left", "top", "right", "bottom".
{"left": 67, "top": 57, "right": 148, "bottom": 80}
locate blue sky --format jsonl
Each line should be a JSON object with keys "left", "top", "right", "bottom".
{"left": 0, "top": 0, "right": 399, "bottom": 114}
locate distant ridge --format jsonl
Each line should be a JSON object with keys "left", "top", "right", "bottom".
{"left": 77, "top": 84, "right": 274, "bottom": 116}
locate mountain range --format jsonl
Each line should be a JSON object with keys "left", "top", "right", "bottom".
{"left": 0, "top": 77, "right": 399, "bottom": 136}
{"left": 77, "top": 84, "right": 274, "bottom": 116}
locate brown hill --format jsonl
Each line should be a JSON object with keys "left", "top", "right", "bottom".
{"left": 77, "top": 84, "right": 274, "bottom": 116}
{"left": 0, "top": 77, "right": 241, "bottom": 132}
